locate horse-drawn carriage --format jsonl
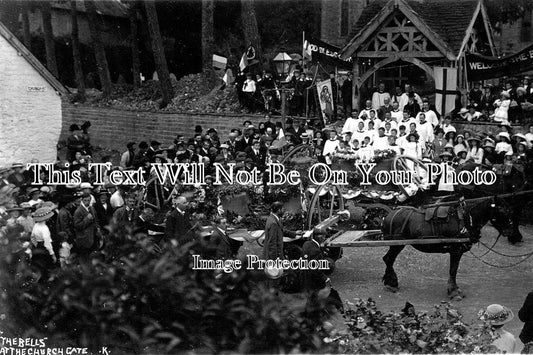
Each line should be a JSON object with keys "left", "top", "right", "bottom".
{"left": 133, "top": 141, "right": 532, "bottom": 297}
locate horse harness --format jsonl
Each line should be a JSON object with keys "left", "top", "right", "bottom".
{"left": 385, "top": 200, "right": 469, "bottom": 240}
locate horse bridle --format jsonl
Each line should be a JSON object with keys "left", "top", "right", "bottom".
{"left": 464, "top": 197, "right": 510, "bottom": 243}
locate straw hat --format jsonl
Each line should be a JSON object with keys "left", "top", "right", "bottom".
{"left": 439, "top": 151, "right": 453, "bottom": 158}
{"left": 32, "top": 206, "right": 55, "bottom": 222}
{"left": 456, "top": 147, "right": 467, "bottom": 155}
{"left": 479, "top": 304, "right": 514, "bottom": 326}
{"left": 497, "top": 132, "right": 511, "bottom": 141}
{"left": 458, "top": 108, "right": 468, "bottom": 114}
{"left": 444, "top": 142, "right": 454, "bottom": 149}
{"left": 11, "top": 163, "right": 24, "bottom": 169}
{"left": 483, "top": 141, "right": 495, "bottom": 148}
{"left": 467, "top": 136, "right": 482, "bottom": 144}
{"left": 6, "top": 205, "right": 24, "bottom": 212}
{"left": 80, "top": 182, "right": 93, "bottom": 190}
{"left": 264, "top": 266, "right": 284, "bottom": 279}
{"left": 512, "top": 133, "right": 527, "bottom": 141}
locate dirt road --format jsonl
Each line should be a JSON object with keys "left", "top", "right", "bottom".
{"left": 329, "top": 224, "right": 533, "bottom": 350}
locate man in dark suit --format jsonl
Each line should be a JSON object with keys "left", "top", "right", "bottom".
{"left": 263, "top": 202, "right": 285, "bottom": 262}
{"left": 341, "top": 73, "right": 353, "bottom": 117}
{"left": 73, "top": 192, "right": 100, "bottom": 253}
{"left": 245, "top": 140, "right": 266, "bottom": 171}
{"left": 519, "top": 291, "right": 533, "bottom": 351}
{"left": 146, "top": 140, "right": 161, "bottom": 163}
{"left": 236, "top": 127, "right": 254, "bottom": 152}
{"left": 112, "top": 194, "right": 137, "bottom": 229}
{"left": 207, "top": 217, "right": 234, "bottom": 260}
{"left": 94, "top": 190, "right": 113, "bottom": 227}
{"left": 165, "top": 196, "right": 194, "bottom": 247}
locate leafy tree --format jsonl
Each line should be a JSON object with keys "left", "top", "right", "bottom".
{"left": 486, "top": 0, "right": 533, "bottom": 30}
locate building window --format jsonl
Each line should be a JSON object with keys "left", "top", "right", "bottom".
{"left": 521, "top": 10, "right": 532, "bottom": 42}
{"left": 340, "top": 0, "right": 349, "bottom": 36}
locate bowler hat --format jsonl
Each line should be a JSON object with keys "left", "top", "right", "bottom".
{"left": 69, "top": 124, "right": 81, "bottom": 132}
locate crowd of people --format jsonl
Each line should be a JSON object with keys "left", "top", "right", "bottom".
{"left": 234, "top": 64, "right": 533, "bottom": 125}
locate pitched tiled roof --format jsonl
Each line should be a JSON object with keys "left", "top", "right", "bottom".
{"left": 348, "top": 0, "right": 480, "bottom": 56}
{"left": 51, "top": 0, "right": 129, "bottom": 18}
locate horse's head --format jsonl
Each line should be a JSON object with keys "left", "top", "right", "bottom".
{"left": 477, "top": 197, "right": 513, "bottom": 240}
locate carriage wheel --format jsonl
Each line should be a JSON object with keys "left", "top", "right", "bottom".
{"left": 305, "top": 184, "right": 345, "bottom": 230}
{"left": 280, "top": 144, "right": 313, "bottom": 164}
{"left": 392, "top": 155, "right": 429, "bottom": 198}
{"left": 361, "top": 203, "right": 393, "bottom": 230}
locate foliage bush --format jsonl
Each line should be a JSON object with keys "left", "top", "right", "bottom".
{"left": 329, "top": 298, "right": 499, "bottom": 354}
{"left": 0, "top": 225, "right": 331, "bottom": 354}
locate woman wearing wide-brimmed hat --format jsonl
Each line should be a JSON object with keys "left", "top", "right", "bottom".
{"left": 480, "top": 304, "right": 517, "bottom": 353}
{"left": 496, "top": 131, "right": 514, "bottom": 156}
{"left": 466, "top": 136, "right": 483, "bottom": 164}
{"left": 30, "top": 206, "right": 57, "bottom": 278}
{"left": 482, "top": 139, "right": 498, "bottom": 166}
{"left": 453, "top": 134, "right": 468, "bottom": 156}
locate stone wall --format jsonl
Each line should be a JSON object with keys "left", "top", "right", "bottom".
{"left": 60, "top": 104, "right": 268, "bottom": 152}
{"left": 0, "top": 33, "right": 62, "bottom": 166}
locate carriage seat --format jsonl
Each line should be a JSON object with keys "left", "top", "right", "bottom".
{"left": 424, "top": 206, "right": 451, "bottom": 222}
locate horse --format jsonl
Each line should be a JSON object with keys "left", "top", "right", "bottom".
{"left": 455, "top": 161, "right": 533, "bottom": 244}
{"left": 381, "top": 196, "right": 513, "bottom": 299}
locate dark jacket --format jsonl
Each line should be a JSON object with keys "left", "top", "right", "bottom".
{"left": 302, "top": 239, "right": 327, "bottom": 292}
{"left": 263, "top": 213, "right": 284, "bottom": 260}
{"left": 113, "top": 206, "right": 137, "bottom": 228}
{"left": 57, "top": 207, "right": 75, "bottom": 243}
{"left": 73, "top": 203, "right": 99, "bottom": 251}
{"left": 165, "top": 209, "right": 194, "bottom": 246}
{"left": 519, "top": 291, "right": 533, "bottom": 343}
{"left": 209, "top": 228, "right": 233, "bottom": 259}
{"left": 94, "top": 200, "right": 113, "bottom": 227}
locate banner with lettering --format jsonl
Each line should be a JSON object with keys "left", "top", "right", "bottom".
{"left": 303, "top": 35, "right": 353, "bottom": 69}
{"left": 465, "top": 44, "right": 533, "bottom": 81}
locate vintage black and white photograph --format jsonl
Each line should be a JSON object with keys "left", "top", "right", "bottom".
{"left": 1, "top": 0, "right": 533, "bottom": 353}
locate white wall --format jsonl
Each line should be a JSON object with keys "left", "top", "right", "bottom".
{"left": 0, "top": 34, "right": 62, "bottom": 166}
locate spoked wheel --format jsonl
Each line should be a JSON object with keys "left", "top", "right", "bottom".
{"left": 280, "top": 144, "right": 314, "bottom": 165}
{"left": 306, "top": 184, "right": 345, "bottom": 230}
{"left": 392, "top": 155, "right": 429, "bottom": 198}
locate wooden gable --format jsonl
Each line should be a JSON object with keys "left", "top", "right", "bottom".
{"left": 357, "top": 10, "right": 444, "bottom": 58}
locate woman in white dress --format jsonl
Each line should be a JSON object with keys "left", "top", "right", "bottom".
{"left": 493, "top": 92, "right": 511, "bottom": 124}
{"left": 437, "top": 151, "right": 455, "bottom": 194}
{"left": 402, "top": 133, "right": 422, "bottom": 170}
{"left": 453, "top": 135, "right": 468, "bottom": 156}
{"left": 403, "top": 133, "right": 422, "bottom": 159}
{"left": 466, "top": 137, "right": 483, "bottom": 164}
